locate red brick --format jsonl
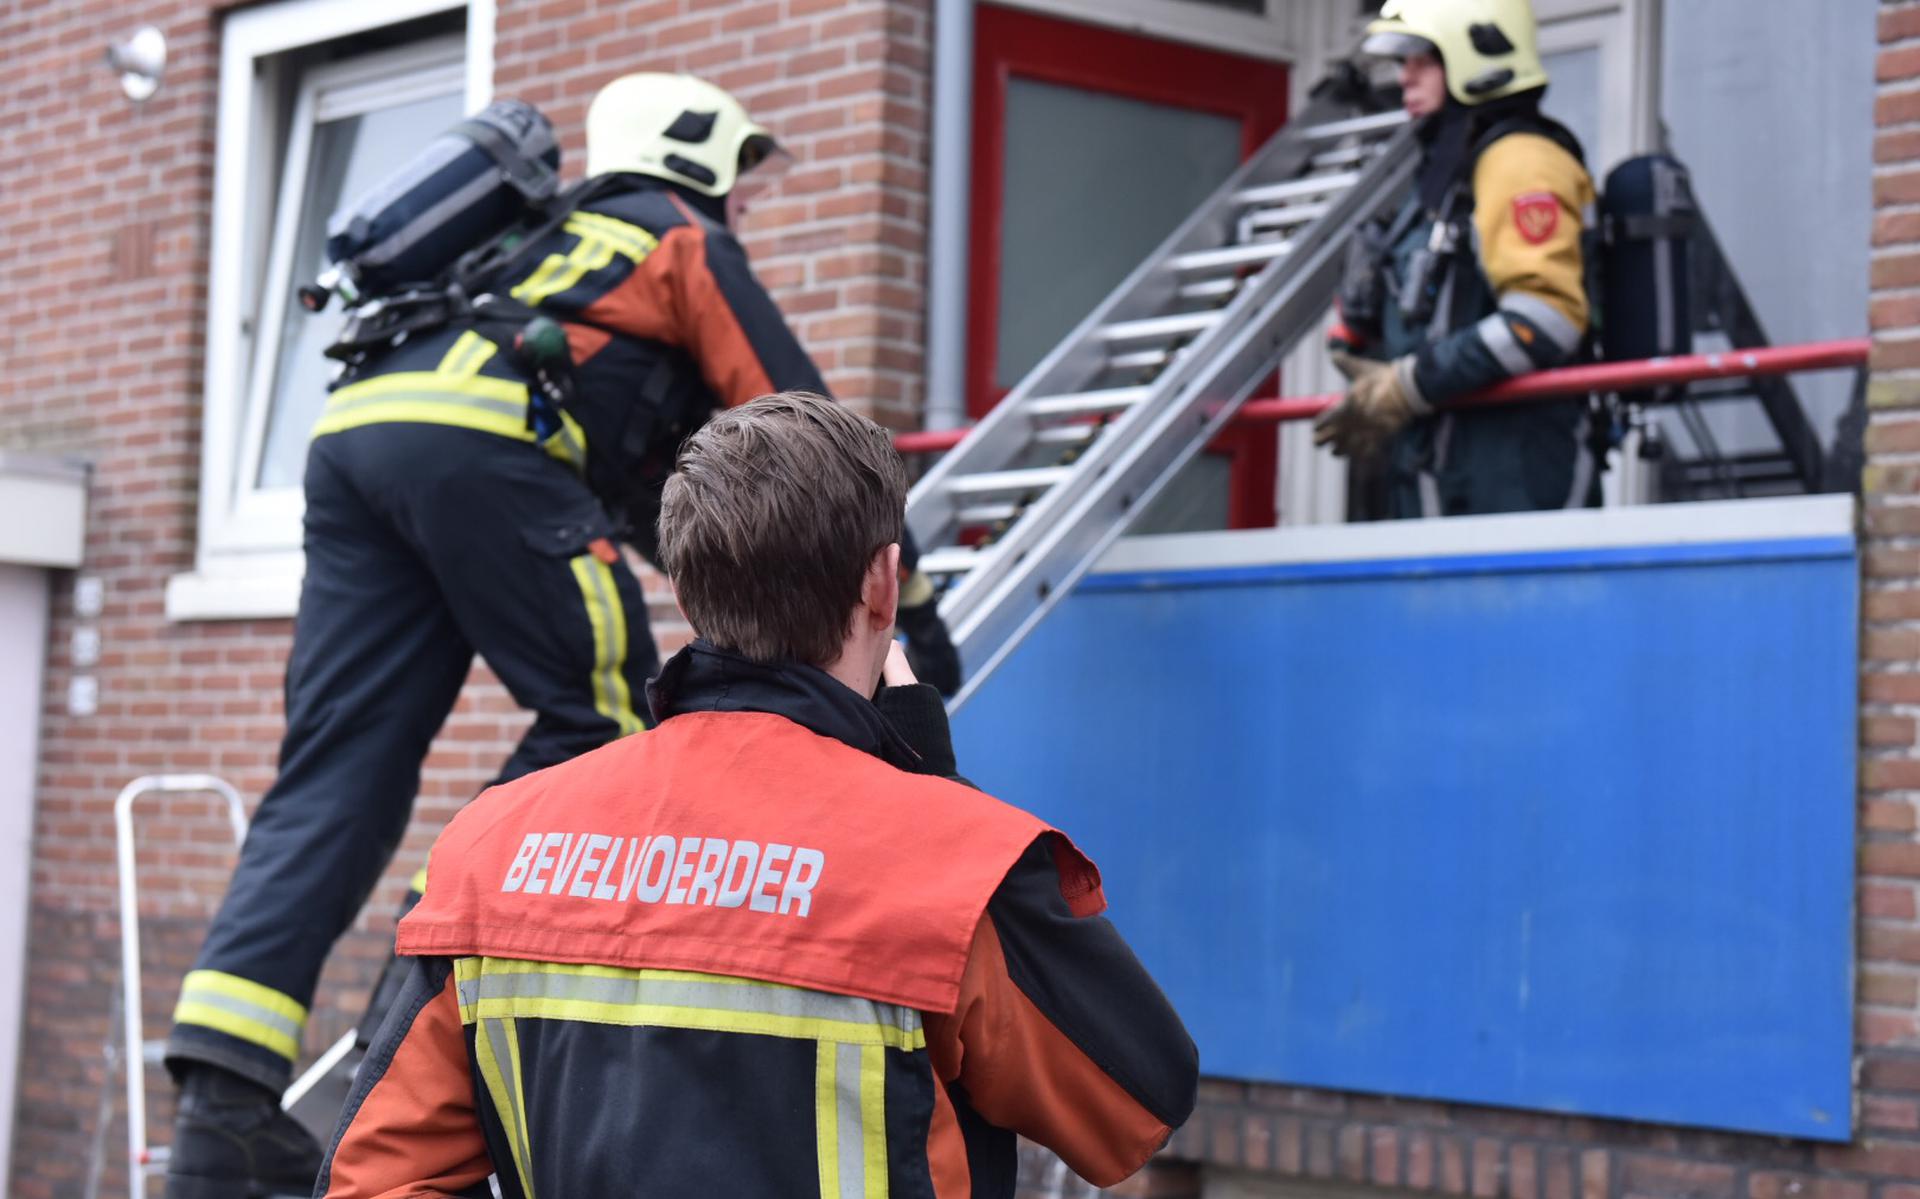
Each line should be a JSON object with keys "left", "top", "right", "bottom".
{"left": 1874, "top": 252, "right": 1920, "bottom": 290}
{"left": 1443, "top": 1136, "right": 1471, "bottom": 1195}
{"left": 1373, "top": 1127, "right": 1402, "bottom": 1185}
{"left": 1474, "top": 1138, "right": 1505, "bottom": 1199}
{"left": 1869, "top": 800, "right": 1920, "bottom": 832}
{"left": 1340, "top": 1125, "right": 1369, "bottom": 1182}
{"left": 1887, "top": 46, "right": 1920, "bottom": 84}
{"left": 1864, "top": 842, "right": 1920, "bottom": 879}
{"left": 1886, "top": 6, "right": 1920, "bottom": 45}
{"left": 1864, "top": 882, "right": 1920, "bottom": 921}
{"left": 1511, "top": 1143, "right": 1540, "bottom": 1199}
{"left": 1409, "top": 1131, "right": 1436, "bottom": 1190}
{"left": 1619, "top": 1156, "right": 1736, "bottom": 1199}
{"left": 1865, "top": 1093, "right": 1920, "bottom": 1132}
{"left": 1866, "top": 714, "right": 1920, "bottom": 747}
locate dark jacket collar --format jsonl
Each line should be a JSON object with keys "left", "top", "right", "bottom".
{"left": 646, "top": 640, "right": 922, "bottom": 771}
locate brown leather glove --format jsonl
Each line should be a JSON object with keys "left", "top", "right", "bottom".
{"left": 1312, "top": 351, "right": 1430, "bottom": 459}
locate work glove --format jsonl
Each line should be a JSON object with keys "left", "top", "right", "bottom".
{"left": 1312, "top": 351, "right": 1430, "bottom": 460}
{"left": 895, "top": 568, "right": 961, "bottom": 698}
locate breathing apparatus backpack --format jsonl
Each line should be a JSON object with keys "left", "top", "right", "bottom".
{"left": 299, "top": 98, "right": 562, "bottom": 314}
{"left": 1592, "top": 153, "right": 1696, "bottom": 406}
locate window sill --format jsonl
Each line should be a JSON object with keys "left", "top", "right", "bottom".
{"left": 165, "top": 560, "right": 302, "bottom": 622}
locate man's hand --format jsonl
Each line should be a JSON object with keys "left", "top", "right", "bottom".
{"left": 1312, "top": 351, "right": 1429, "bottom": 459}
{"left": 882, "top": 640, "right": 918, "bottom": 688}
{"left": 895, "top": 569, "right": 961, "bottom": 697}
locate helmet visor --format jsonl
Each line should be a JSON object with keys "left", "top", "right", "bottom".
{"left": 1361, "top": 29, "right": 1437, "bottom": 61}
{"left": 726, "top": 135, "right": 792, "bottom": 224}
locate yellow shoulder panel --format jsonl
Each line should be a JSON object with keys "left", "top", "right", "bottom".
{"left": 1471, "top": 133, "right": 1596, "bottom": 332}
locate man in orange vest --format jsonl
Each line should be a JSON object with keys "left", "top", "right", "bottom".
{"left": 313, "top": 391, "right": 1197, "bottom": 1197}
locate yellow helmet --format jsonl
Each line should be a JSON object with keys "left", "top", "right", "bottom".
{"left": 1363, "top": 0, "right": 1548, "bottom": 107}
{"left": 585, "top": 73, "right": 780, "bottom": 197}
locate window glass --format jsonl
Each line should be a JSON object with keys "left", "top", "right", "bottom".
{"left": 254, "top": 88, "right": 464, "bottom": 489}
{"left": 995, "top": 78, "right": 1242, "bottom": 390}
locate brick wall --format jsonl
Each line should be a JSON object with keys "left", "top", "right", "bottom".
{"left": 0, "top": 1, "right": 932, "bottom": 1194}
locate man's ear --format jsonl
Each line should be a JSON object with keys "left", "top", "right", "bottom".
{"left": 864, "top": 543, "right": 902, "bottom": 632}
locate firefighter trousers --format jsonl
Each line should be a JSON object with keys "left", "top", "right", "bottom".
{"left": 166, "top": 422, "right": 656, "bottom": 1091}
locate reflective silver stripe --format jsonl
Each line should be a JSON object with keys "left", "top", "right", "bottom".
{"left": 1500, "top": 292, "right": 1583, "bottom": 356}
{"left": 480, "top": 1018, "right": 534, "bottom": 1194}
{"left": 1417, "top": 472, "right": 1441, "bottom": 518}
{"left": 1393, "top": 355, "right": 1432, "bottom": 416}
{"left": 835, "top": 1042, "right": 866, "bottom": 1199}
{"left": 323, "top": 387, "right": 528, "bottom": 421}
{"left": 1474, "top": 312, "right": 1536, "bottom": 377}
{"left": 175, "top": 986, "right": 304, "bottom": 1043}
{"left": 456, "top": 968, "right": 922, "bottom": 1039}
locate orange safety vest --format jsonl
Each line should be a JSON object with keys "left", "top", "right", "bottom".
{"left": 399, "top": 709, "right": 1105, "bottom": 1013}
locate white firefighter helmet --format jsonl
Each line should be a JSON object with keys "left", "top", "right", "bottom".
{"left": 585, "top": 73, "right": 781, "bottom": 197}
{"left": 1363, "top": 0, "right": 1549, "bottom": 107}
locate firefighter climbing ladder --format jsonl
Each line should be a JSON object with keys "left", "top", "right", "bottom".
{"left": 907, "top": 93, "right": 1417, "bottom": 710}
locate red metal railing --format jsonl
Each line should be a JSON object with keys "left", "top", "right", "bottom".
{"left": 891, "top": 337, "right": 1870, "bottom": 455}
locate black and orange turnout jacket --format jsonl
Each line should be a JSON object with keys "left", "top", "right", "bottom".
{"left": 316, "top": 644, "right": 1198, "bottom": 1197}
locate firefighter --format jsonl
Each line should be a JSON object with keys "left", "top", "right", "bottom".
{"left": 1314, "top": 0, "right": 1598, "bottom": 517}
{"left": 311, "top": 392, "right": 1199, "bottom": 1198}
{"left": 163, "top": 75, "right": 958, "bottom": 1197}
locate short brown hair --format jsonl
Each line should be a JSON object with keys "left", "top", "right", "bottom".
{"left": 658, "top": 391, "right": 907, "bottom": 665}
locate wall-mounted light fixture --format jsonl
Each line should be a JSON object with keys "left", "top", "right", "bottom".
{"left": 105, "top": 25, "right": 167, "bottom": 102}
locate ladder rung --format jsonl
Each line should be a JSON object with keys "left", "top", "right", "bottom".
{"left": 1179, "top": 278, "right": 1239, "bottom": 303}
{"left": 1098, "top": 311, "right": 1219, "bottom": 344}
{"left": 1241, "top": 202, "right": 1331, "bottom": 234}
{"left": 1304, "top": 110, "right": 1408, "bottom": 141}
{"left": 919, "top": 546, "right": 986, "bottom": 575}
{"left": 946, "top": 466, "right": 1072, "bottom": 496}
{"left": 956, "top": 501, "right": 1020, "bottom": 524}
{"left": 1026, "top": 387, "right": 1151, "bottom": 418}
{"left": 1171, "top": 240, "right": 1294, "bottom": 273}
{"left": 1035, "top": 425, "right": 1097, "bottom": 447}
{"left": 1108, "top": 347, "right": 1170, "bottom": 372}
{"left": 1233, "top": 171, "right": 1360, "bottom": 207}
{"left": 1310, "top": 144, "right": 1371, "bottom": 170}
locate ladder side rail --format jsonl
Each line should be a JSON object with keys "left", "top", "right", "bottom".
{"left": 113, "top": 774, "right": 248, "bottom": 1199}
{"left": 946, "top": 146, "right": 1421, "bottom": 706}
{"left": 906, "top": 97, "right": 1380, "bottom": 550}
{"left": 937, "top": 129, "right": 1419, "bottom": 637}
{"left": 1687, "top": 212, "right": 1824, "bottom": 490}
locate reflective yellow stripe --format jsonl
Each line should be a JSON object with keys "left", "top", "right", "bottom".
{"left": 567, "top": 210, "right": 659, "bottom": 259}
{"left": 860, "top": 1042, "right": 888, "bottom": 1197}
{"left": 474, "top": 1016, "right": 535, "bottom": 1198}
{"left": 511, "top": 212, "right": 658, "bottom": 307}
{"left": 436, "top": 330, "right": 498, "bottom": 377}
{"left": 173, "top": 970, "right": 308, "bottom": 1063}
{"left": 410, "top": 864, "right": 429, "bottom": 895}
{"left": 451, "top": 958, "right": 924, "bottom": 1050}
{"left": 568, "top": 555, "right": 645, "bottom": 737}
{"left": 816, "top": 1041, "right": 841, "bottom": 1199}
{"left": 313, "top": 387, "right": 587, "bottom": 473}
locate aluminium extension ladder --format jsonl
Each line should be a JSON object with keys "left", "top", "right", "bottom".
{"left": 110, "top": 774, "right": 357, "bottom": 1199}
{"left": 910, "top": 93, "right": 1417, "bottom": 710}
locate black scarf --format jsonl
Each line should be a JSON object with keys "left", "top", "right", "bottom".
{"left": 645, "top": 640, "right": 923, "bottom": 772}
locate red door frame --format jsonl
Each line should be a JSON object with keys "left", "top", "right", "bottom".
{"left": 966, "top": 4, "right": 1291, "bottom": 525}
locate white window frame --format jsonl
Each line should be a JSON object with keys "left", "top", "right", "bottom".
{"left": 168, "top": 0, "right": 493, "bottom": 622}
{"left": 993, "top": 0, "right": 1303, "bottom": 62}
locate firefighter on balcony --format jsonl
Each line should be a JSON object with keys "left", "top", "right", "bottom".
{"left": 313, "top": 391, "right": 1198, "bottom": 1198}
{"left": 1314, "top": 0, "right": 1598, "bottom": 517}
{"left": 162, "top": 75, "right": 958, "bottom": 1198}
